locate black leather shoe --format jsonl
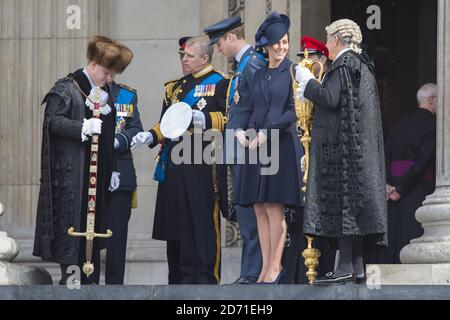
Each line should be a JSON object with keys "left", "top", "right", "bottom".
{"left": 314, "top": 272, "right": 354, "bottom": 285}
{"left": 232, "top": 276, "right": 258, "bottom": 285}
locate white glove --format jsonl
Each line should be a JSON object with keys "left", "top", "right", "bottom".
{"left": 131, "top": 132, "right": 153, "bottom": 149}
{"left": 85, "top": 87, "right": 112, "bottom": 115}
{"left": 249, "top": 131, "right": 267, "bottom": 150}
{"left": 295, "top": 66, "right": 315, "bottom": 101}
{"left": 109, "top": 172, "right": 121, "bottom": 192}
{"left": 192, "top": 110, "right": 206, "bottom": 129}
{"left": 296, "top": 87, "right": 309, "bottom": 102}
{"left": 301, "top": 155, "right": 306, "bottom": 173}
{"left": 81, "top": 118, "right": 102, "bottom": 142}
{"left": 295, "top": 66, "right": 315, "bottom": 84}
{"left": 236, "top": 130, "right": 249, "bottom": 147}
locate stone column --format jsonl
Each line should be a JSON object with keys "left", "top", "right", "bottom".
{"left": 399, "top": 0, "right": 450, "bottom": 265}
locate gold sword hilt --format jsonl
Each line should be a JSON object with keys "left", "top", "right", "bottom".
{"left": 67, "top": 227, "right": 113, "bottom": 240}
{"left": 67, "top": 227, "right": 112, "bottom": 276}
{"left": 68, "top": 213, "right": 113, "bottom": 240}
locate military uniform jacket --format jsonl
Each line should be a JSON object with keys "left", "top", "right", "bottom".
{"left": 33, "top": 69, "right": 116, "bottom": 264}
{"left": 303, "top": 51, "right": 387, "bottom": 246}
{"left": 226, "top": 47, "right": 267, "bottom": 131}
{"left": 110, "top": 82, "right": 143, "bottom": 191}
{"left": 149, "top": 65, "right": 229, "bottom": 241}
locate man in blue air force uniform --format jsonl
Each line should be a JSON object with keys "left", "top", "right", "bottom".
{"left": 205, "top": 16, "right": 266, "bottom": 285}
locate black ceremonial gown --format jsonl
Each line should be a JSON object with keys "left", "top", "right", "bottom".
{"left": 303, "top": 51, "right": 387, "bottom": 247}
{"left": 33, "top": 69, "right": 116, "bottom": 265}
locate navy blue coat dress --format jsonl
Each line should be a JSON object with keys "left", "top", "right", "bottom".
{"left": 236, "top": 57, "right": 304, "bottom": 208}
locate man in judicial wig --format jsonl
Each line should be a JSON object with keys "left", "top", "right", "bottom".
{"left": 296, "top": 19, "right": 387, "bottom": 284}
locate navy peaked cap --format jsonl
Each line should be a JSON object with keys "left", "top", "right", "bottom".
{"left": 204, "top": 16, "right": 243, "bottom": 45}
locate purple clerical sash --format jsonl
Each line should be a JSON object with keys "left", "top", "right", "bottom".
{"left": 390, "top": 160, "right": 434, "bottom": 182}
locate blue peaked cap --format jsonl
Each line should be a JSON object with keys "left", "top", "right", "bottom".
{"left": 204, "top": 16, "right": 243, "bottom": 45}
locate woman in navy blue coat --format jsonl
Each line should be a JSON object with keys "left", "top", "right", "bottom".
{"left": 236, "top": 12, "right": 304, "bottom": 284}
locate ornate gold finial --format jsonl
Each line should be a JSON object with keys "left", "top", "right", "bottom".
{"left": 83, "top": 262, "right": 95, "bottom": 276}
{"left": 302, "top": 236, "right": 321, "bottom": 284}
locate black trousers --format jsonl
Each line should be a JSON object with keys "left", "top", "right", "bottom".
{"left": 105, "top": 190, "right": 132, "bottom": 284}
{"left": 177, "top": 186, "right": 221, "bottom": 284}
{"left": 282, "top": 208, "right": 308, "bottom": 284}
{"left": 167, "top": 240, "right": 182, "bottom": 284}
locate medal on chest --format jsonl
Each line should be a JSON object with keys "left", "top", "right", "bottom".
{"left": 233, "top": 90, "right": 240, "bottom": 104}
{"left": 114, "top": 103, "right": 134, "bottom": 133}
{"left": 194, "top": 84, "right": 216, "bottom": 97}
{"left": 197, "top": 98, "right": 207, "bottom": 111}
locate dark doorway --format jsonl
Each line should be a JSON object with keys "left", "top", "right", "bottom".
{"left": 331, "top": 0, "right": 437, "bottom": 130}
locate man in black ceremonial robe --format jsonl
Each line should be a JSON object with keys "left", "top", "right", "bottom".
{"left": 33, "top": 35, "right": 133, "bottom": 285}
{"left": 296, "top": 19, "right": 387, "bottom": 284}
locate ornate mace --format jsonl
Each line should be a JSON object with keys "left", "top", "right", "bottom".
{"left": 291, "top": 49, "right": 324, "bottom": 284}
{"left": 68, "top": 87, "right": 113, "bottom": 277}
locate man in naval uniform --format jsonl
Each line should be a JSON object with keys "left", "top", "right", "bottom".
{"left": 131, "top": 36, "right": 193, "bottom": 285}
{"left": 133, "top": 36, "right": 229, "bottom": 284}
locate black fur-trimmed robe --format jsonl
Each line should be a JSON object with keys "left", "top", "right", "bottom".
{"left": 33, "top": 69, "right": 116, "bottom": 264}
{"left": 303, "top": 50, "right": 387, "bottom": 247}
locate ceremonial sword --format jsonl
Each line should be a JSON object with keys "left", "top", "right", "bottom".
{"left": 68, "top": 87, "right": 113, "bottom": 277}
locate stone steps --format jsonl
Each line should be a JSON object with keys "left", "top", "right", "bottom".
{"left": 1, "top": 284, "right": 450, "bottom": 300}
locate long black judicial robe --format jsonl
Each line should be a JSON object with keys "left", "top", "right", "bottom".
{"left": 303, "top": 51, "right": 387, "bottom": 247}
{"left": 366, "top": 108, "right": 436, "bottom": 263}
{"left": 33, "top": 69, "right": 116, "bottom": 265}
